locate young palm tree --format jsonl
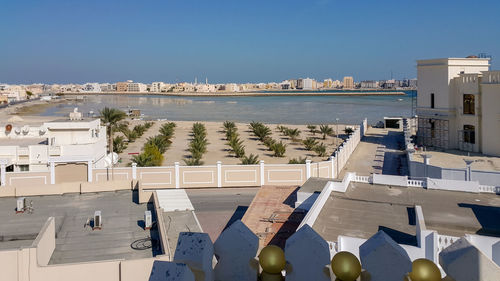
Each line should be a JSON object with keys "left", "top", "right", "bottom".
{"left": 313, "top": 143, "right": 328, "bottom": 157}
{"left": 319, "top": 124, "right": 333, "bottom": 140}
{"left": 223, "top": 121, "right": 236, "bottom": 132}
{"left": 271, "top": 141, "right": 287, "bottom": 157}
{"left": 132, "top": 153, "right": 153, "bottom": 167}
{"left": 344, "top": 127, "right": 354, "bottom": 136}
{"left": 285, "top": 128, "right": 301, "bottom": 142}
{"left": 113, "top": 136, "right": 128, "bottom": 153}
{"left": 307, "top": 124, "right": 317, "bottom": 135}
{"left": 184, "top": 157, "right": 203, "bottom": 166}
{"left": 146, "top": 135, "right": 170, "bottom": 154}
{"left": 302, "top": 137, "right": 318, "bottom": 151}
{"left": 159, "top": 122, "right": 176, "bottom": 140}
{"left": 240, "top": 154, "right": 259, "bottom": 165}
{"left": 288, "top": 157, "right": 307, "bottom": 164}
{"left": 143, "top": 143, "right": 164, "bottom": 166}
{"left": 122, "top": 129, "right": 138, "bottom": 143}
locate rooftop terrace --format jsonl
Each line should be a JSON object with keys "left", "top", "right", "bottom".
{"left": 313, "top": 182, "right": 500, "bottom": 244}
{"left": 0, "top": 190, "right": 160, "bottom": 264}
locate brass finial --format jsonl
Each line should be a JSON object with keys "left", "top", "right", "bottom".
{"left": 408, "top": 258, "right": 441, "bottom": 281}
{"left": 330, "top": 251, "right": 361, "bottom": 281}
{"left": 259, "top": 245, "right": 286, "bottom": 281}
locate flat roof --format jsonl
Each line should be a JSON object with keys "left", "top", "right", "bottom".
{"left": 312, "top": 182, "right": 500, "bottom": 244}
{"left": 0, "top": 138, "right": 46, "bottom": 146}
{"left": 298, "top": 177, "right": 331, "bottom": 194}
{"left": 0, "top": 191, "right": 159, "bottom": 264}
{"left": 163, "top": 210, "right": 202, "bottom": 255}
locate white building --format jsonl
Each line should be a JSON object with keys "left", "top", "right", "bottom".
{"left": 82, "top": 83, "right": 102, "bottom": 93}
{"left": 416, "top": 57, "right": 500, "bottom": 156}
{"left": 297, "top": 78, "right": 314, "bottom": 90}
{"left": 0, "top": 113, "right": 107, "bottom": 172}
{"left": 127, "top": 83, "right": 147, "bottom": 92}
{"left": 360, "top": 80, "right": 379, "bottom": 89}
{"left": 151, "top": 82, "right": 165, "bottom": 92}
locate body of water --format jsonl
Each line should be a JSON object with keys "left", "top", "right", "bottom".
{"left": 40, "top": 91, "right": 415, "bottom": 125}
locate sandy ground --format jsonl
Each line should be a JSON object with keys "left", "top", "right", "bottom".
{"left": 116, "top": 120, "right": 350, "bottom": 166}
{"left": 0, "top": 100, "right": 60, "bottom": 125}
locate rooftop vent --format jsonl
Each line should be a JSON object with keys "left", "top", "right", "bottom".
{"left": 144, "top": 211, "right": 152, "bottom": 230}
{"left": 466, "top": 55, "right": 478, "bottom": 58}
{"left": 93, "top": 211, "right": 102, "bottom": 230}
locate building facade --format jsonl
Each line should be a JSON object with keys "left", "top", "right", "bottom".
{"left": 416, "top": 57, "right": 500, "bottom": 156}
{"left": 343, "top": 76, "right": 354, "bottom": 89}
{"left": 0, "top": 117, "right": 107, "bottom": 172}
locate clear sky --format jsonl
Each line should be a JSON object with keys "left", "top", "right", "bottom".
{"left": 1, "top": 0, "right": 499, "bottom": 84}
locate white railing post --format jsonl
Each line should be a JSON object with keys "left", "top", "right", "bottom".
{"left": 330, "top": 157, "right": 335, "bottom": 179}
{"left": 217, "top": 161, "right": 222, "bottom": 188}
{"left": 0, "top": 163, "right": 5, "bottom": 186}
{"left": 175, "top": 162, "right": 180, "bottom": 189}
{"left": 50, "top": 161, "right": 55, "bottom": 184}
{"left": 260, "top": 160, "right": 265, "bottom": 186}
{"left": 132, "top": 163, "right": 137, "bottom": 180}
{"left": 306, "top": 160, "right": 311, "bottom": 179}
{"left": 87, "top": 160, "right": 93, "bottom": 183}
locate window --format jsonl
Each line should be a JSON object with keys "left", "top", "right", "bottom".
{"left": 463, "top": 125, "right": 475, "bottom": 144}
{"left": 463, "top": 94, "right": 475, "bottom": 115}
{"left": 430, "top": 93, "right": 435, "bottom": 108}
{"left": 430, "top": 120, "right": 436, "bottom": 138}
{"left": 19, "top": 165, "right": 29, "bottom": 172}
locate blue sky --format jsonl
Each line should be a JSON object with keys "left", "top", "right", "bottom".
{"left": 1, "top": 0, "right": 499, "bottom": 84}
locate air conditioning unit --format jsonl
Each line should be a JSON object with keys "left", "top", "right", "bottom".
{"left": 16, "top": 197, "right": 26, "bottom": 213}
{"left": 93, "top": 211, "right": 102, "bottom": 230}
{"left": 144, "top": 211, "right": 152, "bottom": 230}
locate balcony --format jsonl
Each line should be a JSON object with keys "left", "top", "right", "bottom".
{"left": 49, "top": 146, "right": 62, "bottom": 156}
{"left": 17, "top": 147, "right": 29, "bottom": 156}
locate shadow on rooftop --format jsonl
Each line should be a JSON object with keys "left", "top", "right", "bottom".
{"left": 458, "top": 203, "right": 500, "bottom": 237}
{"left": 223, "top": 205, "right": 249, "bottom": 232}
{"left": 282, "top": 186, "right": 300, "bottom": 208}
{"left": 378, "top": 226, "right": 417, "bottom": 246}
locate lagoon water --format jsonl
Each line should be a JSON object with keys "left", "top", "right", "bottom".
{"left": 41, "top": 92, "right": 415, "bottom": 125}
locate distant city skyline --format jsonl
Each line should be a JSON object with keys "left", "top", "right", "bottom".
{"left": 1, "top": 0, "right": 499, "bottom": 84}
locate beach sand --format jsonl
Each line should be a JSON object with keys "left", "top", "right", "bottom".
{"left": 117, "top": 120, "right": 350, "bottom": 166}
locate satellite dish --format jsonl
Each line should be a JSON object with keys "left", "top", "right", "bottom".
{"left": 104, "top": 152, "right": 119, "bottom": 167}
{"left": 22, "top": 125, "right": 30, "bottom": 134}
{"left": 5, "top": 124, "right": 12, "bottom": 133}
{"left": 14, "top": 127, "right": 21, "bottom": 134}
{"left": 39, "top": 126, "right": 47, "bottom": 135}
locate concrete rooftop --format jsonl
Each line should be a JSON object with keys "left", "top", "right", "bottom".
{"left": 313, "top": 182, "right": 500, "bottom": 245}
{"left": 163, "top": 210, "right": 202, "bottom": 255}
{"left": 0, "top": 138, "right": 47, "bottom": 146}
{"left": 0, "top": 191, "right": 160, "bottom": 264}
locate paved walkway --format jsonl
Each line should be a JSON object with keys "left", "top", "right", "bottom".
{"left": 339, "top": 127, "right": 406, "bottom": 177}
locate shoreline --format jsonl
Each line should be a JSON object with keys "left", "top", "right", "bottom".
{"left": 59, "top": 91, "right": 407, "bottom": 97}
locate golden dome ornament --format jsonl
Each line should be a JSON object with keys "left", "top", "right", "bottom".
{"left": 259, "top": 245, "right": 286, "bottom": 281}
{"left": 330, "top": 251, "right": 362, "bottom": 281}
{"left": 408, "top": 259, "right": 441, "bottom": 281}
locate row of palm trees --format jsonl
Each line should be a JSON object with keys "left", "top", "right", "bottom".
{"left": 184, "top": 123, "right": 208, "bottom": 166}
{"left": 249, "top": 122, "right": 287, "bottom": 157}
{"left": 222, "top": 121, "right": 259, "bottom": 165}
{"left": 132, "top": 122, "right": 176, "bottom": 167}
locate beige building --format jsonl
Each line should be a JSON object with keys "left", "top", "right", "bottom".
{"left": 343, "top": 76, "right": 354, "bottom": 89}
{"left": 416, "top": 57, "right": 500, "bottom": 156}
{"left": 116, "top": 81, "right": 130, "bottom": 92}
{"left": 127, "top": 83, "right": 147, "bottom": 92}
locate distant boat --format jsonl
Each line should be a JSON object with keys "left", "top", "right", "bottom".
{"left": 397, "top": 98, "right": 403, "bottom": 101}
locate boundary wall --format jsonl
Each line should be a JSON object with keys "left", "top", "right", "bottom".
{"left": 0, "top": 119, "right": 368, "bottom": 197}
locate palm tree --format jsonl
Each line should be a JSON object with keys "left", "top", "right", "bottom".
{"left": 344, "top": 127, "right": 354, "bottom": 136}
{"left": 313, "top": 143, "right": 328, "bottom": 157}
{"left": 113, "top": 136, "right": 127, "bottom": 153}
{"left": 319, "top": 124, "right": 333, "bottom": 140}
{"left": 241, "top": 154, "right": 259, "bottom": 165}
{"left": 159, "top": 122, "right": 176, "bottom": 140}
{"left": 143, "top": 143, "right": 164, "bottom": 166}
{"left": 146, "top": 135, "right": 170, "bottom": 154}
{"left": 122, "top": 129, "right": 138, "bottom": 143}
{"left": 100, "top": 107, "right": 127, "bottom": 177}
{"left": 285, "top": 128, "right": 301, "bottom": 142}
{"left": 132, "top": 153, "right": 153, "bottom": 167}
{"left": 289, "top": 157, "right": 307, "bottom": 164}
{"left": 271, "top": 141, "right": 287, "bottom": 157}
{"left": 303, "top": 137, "right": 318, "bottom": 151}
{"left": 184, "top": 157, "right": 203, "bottom": 166}
{"left": 307, "top": 125, "right": 317, "bottom": 135}
{"left": 223, "top": 121, "right": 236, "bottom": 132}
